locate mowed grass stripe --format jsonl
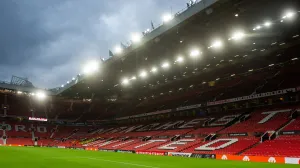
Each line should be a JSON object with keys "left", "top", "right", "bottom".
{"left": 0, "top": 147, "right": 298, "bottom": 168}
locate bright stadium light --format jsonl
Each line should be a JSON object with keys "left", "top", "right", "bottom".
{"left": 131, "top": 33, "right": 142, "bottom": 43}
{"left": 139, "top": 70, "right": 148, "bottom": 78}
{"left": 209, "top": 40, "right": 223, "bottom": 49}
{"left": 36, "top": 91, "right": 46, "bottom": 100}
{"left": 114, "top": 45, "right": 123, "bottom": 54}
{"left": 190, "top": 49, "right": 201, "bottom": 58}
{"left": 161, "top": 62, "right": 170, "bottom": 69}
{"left": 145, "top": 28, "right": 151, "bottom": 33}
{"left": 151, "top": 67, "right": 158, "bottom": 73}
{"left": 162, "top": 13, "right": 173, "bottom": 23}
{"left": 72, "top": 77, "right": 75, "bottom": 80}
{"left": 264, "top": 21, "right": 272, "bottom": 27}
{"left": 83, "top": 60, "right": 99, "bottom": 75}
{"left": 230, "top": 31, "right": 245, "bottom": 41}
{"left": 283, "top": 11, "right": 296, "bottom": 20}
{"left": 122, "top": 78, "right": 129, "bottom": 85}
{"left": 253, "top": 25, "right": 261, "bottom": 31}
{"left": 67, "top": 81, "right": 70, "bottom": 84}
{"left": 61, "top": 85, "right": 64, "bottom": 88}
{"left": 131, "top": 76, "right": 137, "bottom": 80}
{"left": 176, "top": 56, "right": 184, "bottom": 63}
{"left": 17, "top": 91, "right": 23, "bottom": 94}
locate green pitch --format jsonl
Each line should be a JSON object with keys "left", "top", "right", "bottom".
{"left": 0, "top": 147, "right": 297, "bottom": 168}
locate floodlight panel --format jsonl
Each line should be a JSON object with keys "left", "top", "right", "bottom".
{"left": 36, "top": 91, "right": 46, "bottom": 100}
{"left": 131, "top": 33, "right": 142, "bottom": 43}
{"left": 122, "top": 78, "right": 129, "bottom": 85}
{"left": 231, "top": 31, "right": 245, "bottom": 41}
{"left": 151, "top": 67, "right": 158, "bottom": 73}
{"left": 176, "top": 56, "right": 184, "bottom": 63}
{"left": 162, "top": 13, "right": 173, "bottom": 22}
{"left": 190, "top": 49, "right": 200, "bottom": 57}
{"left": 161, "top": 62, "right": 170, "bottom": 68}
{"left": 114, "top": 46, "right": 123, "bottom": 54}
{"left": 83, "top": 61, "right": 99, "bottom": 75}
{"left": 139, "top": 70, "right": 148, "bottom": 78}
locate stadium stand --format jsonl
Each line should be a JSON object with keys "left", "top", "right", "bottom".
{"left": 243, "top": 136, "right": 300, "bottom": 157}
{"left": 1, "top": 0, "right": 300, "bottom": 165}
{"left": 182, "top": 137, "right": 260, "bottom": 155}
{"left": 220, "top": 108, "right": 292, "bottom": 134}
{"left": 6, "top": 138, "right": 34, "bottom": 146}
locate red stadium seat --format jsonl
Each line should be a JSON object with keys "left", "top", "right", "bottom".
{"left": 243, "top": 136, "right": 300, "bottom": 157}
{"left": 6, "top": 138, "right": 34, "bottom": 146}
{"left": 220, "top": 109, "right": 292, "bottom": 134}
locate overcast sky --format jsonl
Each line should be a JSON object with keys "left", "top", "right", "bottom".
{"left": 0, "top": 0, "right": 185, "bottom": 89}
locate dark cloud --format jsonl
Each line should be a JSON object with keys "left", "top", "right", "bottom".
{"left": 0, "top": 0, "right": 184, "bottom": 88}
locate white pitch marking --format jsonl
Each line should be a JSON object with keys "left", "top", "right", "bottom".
{"left": 52, "top": 156, "right": 160, "bottom": 168}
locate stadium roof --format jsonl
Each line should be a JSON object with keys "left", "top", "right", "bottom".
{"left": 54, "top": 0, "right": 300, "bottom": 106}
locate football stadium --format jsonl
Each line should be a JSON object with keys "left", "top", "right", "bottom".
{"left": 1, "top": 0, "right": 300, "bottom": 167}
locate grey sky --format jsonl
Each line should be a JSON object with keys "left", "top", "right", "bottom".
{"left": 0, "top": 0, "right": 185, "bottom": 88}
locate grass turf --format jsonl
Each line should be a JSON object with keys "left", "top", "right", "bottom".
{"left": 0, "top": 146, "right": 298, "bottom": 168}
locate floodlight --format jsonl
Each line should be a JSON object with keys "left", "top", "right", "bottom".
{"left": 61, "top": 85, "right": 64, "bottom": 88}
{"left": 209, "top": 40, "right": 223, "bottom": 49}
{"left": 114, "top": 46, "right": 123, "bottom": 54}
{"left": 131, "top": 33, "right": 142, "bottom": 43}
{"left": 162, "top": 13, "right": 173, "bottom": 23}
{"left": 291, "top": 58, "right": 298, "bottom": 61}
{"left": 230, "top": 31, "right": 245, "bottom": 41}
{"left": 176, "top": 56, "right": 184, "bottom": 63}
{"left": 256, "top": 25, "right": 261, "bottom": 30}
{"left": 161, "top": 62, "right": 170, "bottom": 69}
{"left": 36, "top": 92, "right": 46, "bottom": 100}
{"left": 190, "top": 49, "right": 201, "bottom": 58}
{"left": 67, "top": 81, "right": 70, "bottom": 84}
{"left": 83, "top": 60, "right": 99, "bottom": 75}
{"left": 72, "top": 77, "right": 75, "bottom": 80}
{"left": 17, "top": 91, "right": 23, "bottom": 94}
{"left": 131, "top": 76, "right": 137, "bottom": 80}
{"left": 283, "top": 11, "right": 295, "bottom": 19}
{"left": 235, "top": 14, "right": 239, "bottom": 17}
{"left": 139, "top": 70, "right": 148, "bottom": 78}
{"left": 122, "top": 78, "right": 129, "bottom": 85}
{"left": 151, "top": 67, "right": 158, "bottom": 73}
{"left": 264, "top": 21, "right": 272, "bottom": 27}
